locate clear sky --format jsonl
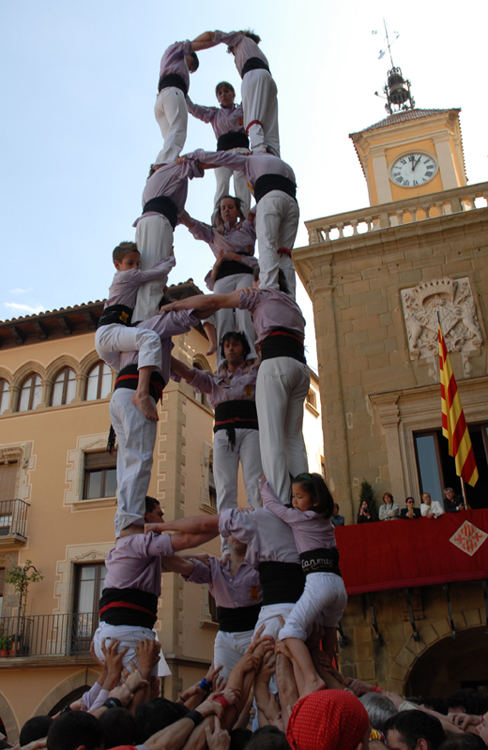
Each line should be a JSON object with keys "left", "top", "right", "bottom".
{"left": 1, "top": 0, "right": 487, "bottom": 369}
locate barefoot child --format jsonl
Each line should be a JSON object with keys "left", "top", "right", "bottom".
{"left": 260, "top": 474, "right": 347, "bottom": 696}
{"left": 95, "top": 242, "right": 175, "bottom": 420}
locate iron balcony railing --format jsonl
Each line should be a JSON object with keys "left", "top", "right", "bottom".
{"left": 0, "top": 499, "right": 30, "bottom": 539}
{"left": 0, "top": 612, "right": 99, "bottom": 658}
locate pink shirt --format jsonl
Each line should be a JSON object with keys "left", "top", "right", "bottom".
{"left": 186, "top": 556, "right": 261, "bottom": 608}
{"left": 158, "top": 40, "right": 193, "bottom": 92}
{"left": 187, "top": 100, "right": 245, "bottom": 140}
{"left": 238, "top": 288, "right": 305, "bottom": 345}
{"left": 104, "top": 532, "right": 174, "bottom": 597}
{"left": 260, "top": 479, "right": 336, "bottom": 554}
{"left": 134, "top": 160, "right": 205, "bottom": 226}
{"left": 190, "top": 364, "right": 258, "bottom": 408}
{"left": 219, "top": 507, "right": 299, "bottom": 567}
{"left": 213, "top": 31, "right": 269, "bottom": 77}
{"left": 189, "top": 150, "right": 295, "bottom": 189}
{"left": 104, "top": 257, "right": 175, "bottom": 309}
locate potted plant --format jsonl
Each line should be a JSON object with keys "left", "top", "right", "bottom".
{"left": 0, "top": 635, "right": 12, "bottom": 657}
{"left": 5, "top": 560, "right": 43, "bottom": 655}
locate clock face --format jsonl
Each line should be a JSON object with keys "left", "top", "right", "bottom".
{"left": 390, "top": 153, "right": 437, "bottom": 187}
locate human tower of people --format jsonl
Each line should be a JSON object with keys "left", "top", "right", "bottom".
{"left": 92, "top": 27, "right": 348, "bottom": 728}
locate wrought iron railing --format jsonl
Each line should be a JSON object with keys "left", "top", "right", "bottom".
{"left": 0, "top": 499, "right": 30, "bottom": 539}
{"left": 0, "top": 613, "right": 98, "bottom": 658}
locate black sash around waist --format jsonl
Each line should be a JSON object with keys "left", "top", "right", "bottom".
{"left": 241, "top": 57, "right": 270, "bottom": 78}
{"left": 114, "top": 364, "right": 166, "bottom": 404}
{"left": 258, "top": 561, "right": 305, "bottom": 605}
{"left": 158, "top": 72, "right": 187, "bottom": 95}
{"left": 142, "top": 196, "right": 178, "bottom": 230}
{"left": 99, "top": 587, "right": 158, "bottom": 629}
{"left": 214, "top": 400, "right": 258, "bottom": 432}
{"left": 254, "top": 174, "right": 297, "bottom": 204}
{"left": 98, "top": 304, "right": 133, "bottom": 328}
{"left": 299, "top": 547, "right": 341, "bottom": 577}
{"left": 215, "top": 259, "right": 253, "bottom": 281}
{"left": 217, "top": 603, "right": 261, "bottom": 632}
{"left": 217, "top": 130, "right": 250, "bottom": 151}
{"left": 261, "top": 329, "right": 306, "bottom": 364}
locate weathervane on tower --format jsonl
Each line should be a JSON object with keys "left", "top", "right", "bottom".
{"left": 373, "top": 20, "right": 415, "bottom": 114}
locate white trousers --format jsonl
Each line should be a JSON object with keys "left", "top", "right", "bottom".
{"left": 213, "top": 147, "right": 251, "bottom": 216}
{"left": 256, "top": 191, "right": 298, "bottom": 299}
{"left": 154, "top": 87, "right": 188, "bottom": 164}
{"left": 213, "top": 273, "right": 257, "bottom": 368}
{"left": 241, "top": 69, "right": 280, "bottom": 156}
{"left": 256, "top": 357, "right": 309, "bottom": 502}
{"left": 95, "top": 323, "right": 162, "bottom": 374}
{"left": 279, "top": 573, "right": 348, "bottom": 641}
{"left": 110, "top": 388, "right": 157, "bottom": 535}
{"left": 214, "top": 427, "right": 262, "bottom": 514}
{"left": 213, "top": 629, "right": 254, "bottom": 682}
{"left": 133, "top": 214, "right": 174, "bottom": 322}
{"left": 93, "top": 622, "right": 170, "bottom": 677}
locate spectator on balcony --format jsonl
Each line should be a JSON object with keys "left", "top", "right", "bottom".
{"left": 400, "top": 497, "right": 421, "bottom": 520}
{"left": 378, "top": 492, "right": 400, "bottom": 521}
{"left": 443, "top": 487, "right": 463, "bottom": 513}
{"left": 357, "top": 499, "right": 374, "bottom": 524}
{"left": 421, "top": 492, "right": 445, "bottom": 519}
{"left": 331, "top": 503, "right": 345, "bottom": 527}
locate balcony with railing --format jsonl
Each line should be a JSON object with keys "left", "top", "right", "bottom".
{"left": 0, "top": 499, "right": 30, "bottom": 546}
{"left": 304, "top": 181, "right": 488, "bottom": 245}
{"left": 0, "top": 612, "right": 98, "bottom": 663}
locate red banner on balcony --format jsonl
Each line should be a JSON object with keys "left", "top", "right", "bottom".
{"left": 335, "top": 510, "right": 488, "bottom": 595}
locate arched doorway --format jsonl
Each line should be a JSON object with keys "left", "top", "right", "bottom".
{"left": 405, "top": 626, "right": 488, "bottom": 698}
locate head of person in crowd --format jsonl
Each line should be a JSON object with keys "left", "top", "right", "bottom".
{"left": 221, "top": 331, "right": 250, "bottom": 367}
{"left": 359, "top": 692, "right": 398, "bottom": 732}
{"left": 98, "top": 707, "right": 137, "bottom": 749}
{"left": 112, "top": 241, "right": 141, "bottom": 272}
{"left": 421, "top": 492, "right": 432, "bottom": 507}
{"left": 145, "top": 496, "right": 164, "bottom": 524}
{"left": 229, "top": 728, "right": 253, "bottom": 749}
{"left": 47, "top": 711, "right": 104, "bottom": 750}
{"left": 383, "top": 492, "right": 394, "bottom": 506}
{"left": 134, "top": 697, "right": 188, "bottom": 743}
{"left": 286, "top": 689, "right": 370, "bottom": 750}
{"left": 185, "top": 51, "right": 199, "bottom": 72}
{"left": 19, "top": 715, "right": 53, "bottom": 746}
{"left": 290, "top": 472, "right": 334, "bottom": 519}
{"left": 384, "top": 710, "right": 446, "bottom": 750}
{"left": 245, "top": 726, "right": 291, "bottom": 749}
{"left": 218, "top": 195, "right": 245, "bottom": 227}
{"left": 439, "top": 735, "right": 486, "bottom": 750}
{"left": 215, "top": 81, "right": 236, "bottom": 109}
{"left": 447, "top": 688, "right": 488, "bottom": 716}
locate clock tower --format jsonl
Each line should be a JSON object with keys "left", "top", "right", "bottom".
{"left": 349, "top": 66, "right": 466, "bottom": 205}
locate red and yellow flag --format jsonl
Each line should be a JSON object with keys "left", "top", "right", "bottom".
{"left": 438, "top": 323, "right": 478, "bottom": 487}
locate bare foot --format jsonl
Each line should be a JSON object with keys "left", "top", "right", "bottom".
{"left": 132, "top": 392, "right": 159, "bottom": 421}
{"left": 206, "top": 342, "right": 217, "bottom": 355}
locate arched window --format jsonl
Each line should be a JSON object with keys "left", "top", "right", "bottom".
{"left": 17, "top": 374, "right": 42, "bottom": 412}
{"left": 85, "top": 362, "right": 112, "bottom": 401}
{"left": 0, "top": 380, "right": 10, "bottom": 415}
{"left": 51, "top": 367, "right": 76, "bottom": 406}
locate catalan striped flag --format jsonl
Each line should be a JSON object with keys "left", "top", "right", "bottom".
{"left": 438, "top": 322, "right": 478, "bottom": 487}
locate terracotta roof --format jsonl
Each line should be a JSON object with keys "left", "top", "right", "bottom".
{"left": 350, "top": 108, "right": 460, "bottom": 136}
{"left": 0, "top": 279, "right": 204, "bottom": 349}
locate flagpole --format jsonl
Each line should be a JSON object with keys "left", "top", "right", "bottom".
{"left": 460, "top": 477, "right": 468, "bottom": 510}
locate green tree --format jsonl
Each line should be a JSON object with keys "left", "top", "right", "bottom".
{"left": 5, "top": 560, "right": 43, "bottom": 619}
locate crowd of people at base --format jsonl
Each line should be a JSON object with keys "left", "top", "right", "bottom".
{"left": 356, "top": 488, "right": 465, "bottom": 525}
{"left": 1, "top": 637, "right": 488, "bottom": 750}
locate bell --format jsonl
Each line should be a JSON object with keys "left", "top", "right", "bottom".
{"left": 387, "top": 68, "right": 410, "bottom": 105}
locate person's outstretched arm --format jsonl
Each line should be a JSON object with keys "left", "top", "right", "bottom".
{"left": 146, "top": 514, "right": 220, "bottom": 536}
{"left": 190, "top": 31, "right": 219, "bottom": 50}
